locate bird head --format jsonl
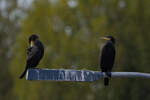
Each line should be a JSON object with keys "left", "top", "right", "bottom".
{"left": 101, "top": 36, "right": 115, "bottom": 44}
{"left": 29, "top": 34, "right": 39, "bottom": 47}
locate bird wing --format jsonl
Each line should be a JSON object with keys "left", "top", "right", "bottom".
{"left": 19, "top": 46, "right": 39, "bottom": 79}
{"left": 28, "top": 47, "right": 39, "bottom": 59}
{"left": 100, "top": 42, "right": 116, "bottom": 70}
{"left": 26, "top": 46, "right": 40, "bottom": 66}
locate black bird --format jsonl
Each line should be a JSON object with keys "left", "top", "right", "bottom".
{"left": 19, "top": 34, "right": 44, "bottom": 79}
{"left": 100, "top": 36, "right": 116, "bottom": 86}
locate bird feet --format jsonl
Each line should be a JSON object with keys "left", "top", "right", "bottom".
{"left": 106, "top": 72, "right": 111, "bottom": 77}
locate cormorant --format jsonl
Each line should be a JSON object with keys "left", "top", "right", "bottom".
{"left": 100, "top": 36, "right": 116, "bottom": 86}
{"left": 19, "top": 34, "right": 44, "bottom": 79}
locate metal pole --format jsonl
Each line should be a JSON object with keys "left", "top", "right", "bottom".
{"left": 26, "top": 68, "right": 150, "bottom": 81}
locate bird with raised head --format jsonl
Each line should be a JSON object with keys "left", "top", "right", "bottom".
{"left": 100, "top": 36, "right": 116, "bottom": 86}
{"left": 19, "top": 34, "right": 44, "bottom": 79}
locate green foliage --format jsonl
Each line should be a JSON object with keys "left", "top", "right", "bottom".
{"left": 8, "top": 0, "right": 150, "bottom": 100}
{"left": 0, "top": 0, "right": 21, "bottom": 99}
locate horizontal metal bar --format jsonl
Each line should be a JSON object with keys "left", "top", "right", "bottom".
{"left": 26, "top": 68, "right": 150, "bottom": 82}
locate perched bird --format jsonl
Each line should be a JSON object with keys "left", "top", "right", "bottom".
{"left": 19, "top": 34, "right": 44, "bottom": 79}
{"left": 100, "top": 36, "right": 116, "bottom": 86}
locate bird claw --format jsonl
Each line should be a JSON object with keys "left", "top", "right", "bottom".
{"left": 106, "top": 72, "right": 111, "bottom": 77}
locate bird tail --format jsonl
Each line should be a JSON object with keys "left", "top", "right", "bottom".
{"left": 19, "top": 67, "right": 28, "bottom": 79}
{"left": 104, "top": 77, "right": 109, "bottom": 86}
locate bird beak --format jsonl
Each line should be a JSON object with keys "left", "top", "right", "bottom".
{"left": 100, "top": 37, "right": 110, "bottom": 40}
{"left": 30, "top": 40, "right": 34, "bottom": 47}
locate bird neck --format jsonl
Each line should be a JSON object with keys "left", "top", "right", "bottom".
{"left": 30, "top": 41, "right": 34, "bottom": 47}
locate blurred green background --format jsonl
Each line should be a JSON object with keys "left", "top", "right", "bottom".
{"left": 1, "top": 0, "right": 150, "bottom": 100}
